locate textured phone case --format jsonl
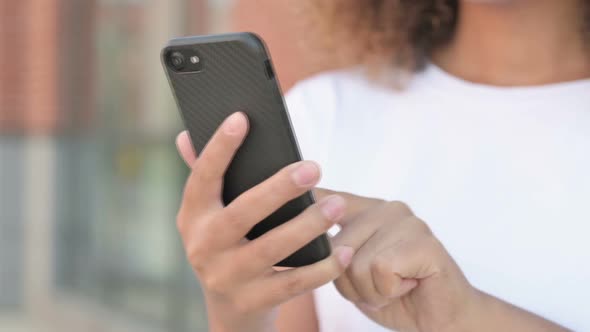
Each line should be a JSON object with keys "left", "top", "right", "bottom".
{"left": 162, "top": 33, "right": 331, "bottom": 267}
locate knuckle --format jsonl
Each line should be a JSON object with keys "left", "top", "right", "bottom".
{"left": 423, "top": 234, "right": 443, "bottom": 254}
{"left": 186, "top": 232, "right": 215, "bottom": 266}
{"left": 200, "top": 270, "right": 228, "bottom": 294}
{"left": 180, "top": 181, "right": 195, "bottom": 203}
{"left": 184, "top": 226, "right": 215, "bottom": 268}
{"left": 187, "top": 243, "right": 206, "bottom": 268}
{"left": 370, "top": 257, "right": 391, "bottom": 277}
{"left": 232, "top": 298, "right": 250, "bottom": 315}
{"left": 283, "top": 273, "right": 306, "bottom": 297}
{"left": 233, "top": 294, "right": 263, "bottom": 315}
{"left": 335, "top": 279, "right": 361, "bottom": 302}
{"left": 387, "top": 200, "right": 413, "bottom": 216}
{"left": 251, "top": 240, "right": 279, "bottom": 265}
{"left": 176, "top": 210, "right": 188, "bottom": 232}
{"left": 196, "top": 168, "right": 216, "bottom": 184}
{"left": 176, "top": 206, "right": 200, "bottom": 232}
{"left": 193, "top": 161, "right": 217, "bottom": 183}
{"left": 409, "top": 216, "right": 433, "bottom": 235}
{"left": 252, "top": 178, "right": 292, "bottom": 210}
{"left": 338, "top": 287, "right": 360, "bottom": 302}
{"left": 181, "top": 178, "right": 212, "bottom": 210}
{"left": 347, "top": 262, "right": 365, "bottom": 282}
{"left": 218, "top": 207, "right": 246, "bottom": 230}
{"left": 272, "top": 171, "right": 298, "bottom": 197}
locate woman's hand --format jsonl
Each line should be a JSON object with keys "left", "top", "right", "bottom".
{"left": 314, "top": 189, "right": 568, "bottom": 332}
{"left": 313, "top": 189, "right": 475, "bottom": 331}
{"left": 176, "top": 113, "right": 567, "bottom": 332}
{"left": 174, "top": 113, "right": 354, "bottom": 332}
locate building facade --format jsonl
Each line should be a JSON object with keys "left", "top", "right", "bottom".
{"left": 0, "top": 1, "right": 334, "bottom": 331}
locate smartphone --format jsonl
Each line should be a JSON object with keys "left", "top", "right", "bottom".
{"left": 161, "top": 32, "right": 331, "bottom": 267}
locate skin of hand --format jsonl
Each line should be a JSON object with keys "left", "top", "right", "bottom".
{"left": 311, "top": 191, "right": 570, "bottom": 332}
{"left": 174, "top": 112, "right": 355, "bottom": 332}
{"left": 176, "top": 114, "right": 569, "bottom": 332}
{"left": 312, "top": 188, "right": 477, "bottom": 332}
{"left": 175, "top": 113, "right": 474, "bottom": 332}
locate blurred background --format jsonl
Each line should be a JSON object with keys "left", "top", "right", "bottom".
{"left": 0, "top": 0, "right": 341, "bottom": 331}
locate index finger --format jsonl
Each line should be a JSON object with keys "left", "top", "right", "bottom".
{"left": 313, "top": 188, "right": 384, "bottom": 223}
{"left": 183, "top": 112, "right": 249, "bottom": 204}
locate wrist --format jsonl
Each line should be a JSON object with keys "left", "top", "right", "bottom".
{"left": 208, "top": 314, "right": 277, "bottom": 332}
{"left": 209, "top": 322, "right": 277, "bottom": 332}
{"left": 206, "top": 297, "right": 278, "bottom": 332}
{"left": 438, "top": 286, "right": 488, "bottom": 332}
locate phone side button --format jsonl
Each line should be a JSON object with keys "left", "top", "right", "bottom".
{"left": 264, "top": 60, "right": 275, "bottom": 80}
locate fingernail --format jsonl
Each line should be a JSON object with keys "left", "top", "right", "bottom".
{"left": 319, "top": 195, "right": 346, "bottom": 221}
{"left": 224, "top": 112, "right": 246, "bottom": 135}
{"left": 336, "top": 246, "right": 354, "bottom": 267}
{"left": 291, "top": 161, "right": 320, "bottom": 187}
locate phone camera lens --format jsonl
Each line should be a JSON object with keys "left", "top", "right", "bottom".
{"left": 169, "top": 52, "right": 185, "bottom": 70}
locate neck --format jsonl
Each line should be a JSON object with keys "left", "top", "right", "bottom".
{"left": 432, "top": 0, "right": 590, "bottom": 86}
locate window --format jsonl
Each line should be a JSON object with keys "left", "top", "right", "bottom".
{"left": 53, "top": 0, "right": 225, "bottom": 330}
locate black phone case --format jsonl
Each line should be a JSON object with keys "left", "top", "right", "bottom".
{"left": 161, "top": 33, "right": 331, "bottom": 267}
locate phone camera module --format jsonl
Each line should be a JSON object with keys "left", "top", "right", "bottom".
{"left": 169, "top": 52, "right": 186, "bottom": 70}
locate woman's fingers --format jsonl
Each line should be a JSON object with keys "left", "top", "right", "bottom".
{"left": 371, "top": 253, "right": 419, "bottom": 299}
{"left": 333, "top": 271, "right": 363, "bottom": 303}
{"left": 360, "top": 234, "right": 439, "bottom": 306}
{"left": 176, "top": 130, "right": 197, "bottom": 167}
{"left": 313, "top": 188, "right": 385, "bottom": 223}
{"left": 215, "top": 160, "right": 321, "bottom": 243}
{"left": 238, "top": 246, "right": 354, "bottom": 312}
{"left": 234, "top": 195, "right": 346, "bottom": 275}
{"left": 338, "top": 236, "right": 431, "bottom": 308}
{"left": 331, "top": 201, "right": 413, "bottom": 250}
{"left": 181, "top": 112, "right": 249, "bottom": 208}
{"left": 344, "top": 233, "right": 392, "bottom": 308}
{"left": 329, "top": 201, "right": 434, "bottom": 307}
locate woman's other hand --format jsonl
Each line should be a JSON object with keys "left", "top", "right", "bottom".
{"left": 314, "top": 189, "right": 477, "bottom": 332}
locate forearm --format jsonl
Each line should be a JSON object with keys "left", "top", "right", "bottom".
{"left": 206, "top": 299, "right": 278, "bottom": 332}
{"left": 456, "top": 290, "right": 570, "bottom": 332}
{"left": 209, "top": 323, "right": 277, "bottom": 332}
{"left": 208, "top": 315, "right": 278, "bottom": 332}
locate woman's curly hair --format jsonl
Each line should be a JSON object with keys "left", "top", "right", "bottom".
{"left": 307, "top": 0, "right": 590, "bottom": 75}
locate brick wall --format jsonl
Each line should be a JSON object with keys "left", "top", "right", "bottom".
{"left": 0, "top": 0, "right": 60, "bottom": 134}
{"left": 0, "top": 1, "right": 29, "bottom": 133}
{"left": 0, "top": 0, "right": 96, "bottom": 135}
{"left": 0, "top": 0, "right": 331, "bottom": 135}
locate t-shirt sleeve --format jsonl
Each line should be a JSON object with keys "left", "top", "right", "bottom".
{"left": 284, "top": 73, "right": 339, "bottom": 168}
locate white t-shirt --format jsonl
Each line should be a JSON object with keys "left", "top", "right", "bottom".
{"left": 285, "top": 64, "right": 590, "bottom": 332}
